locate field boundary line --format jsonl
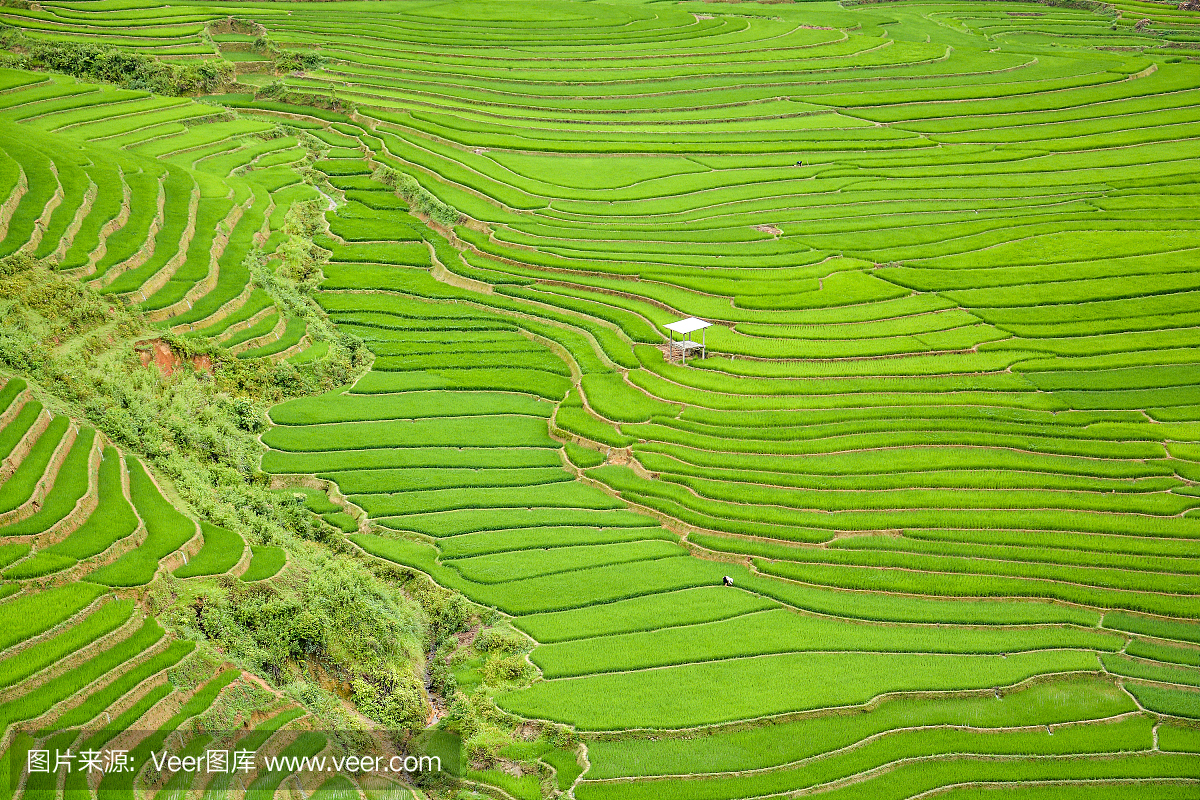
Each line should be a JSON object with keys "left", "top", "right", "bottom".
{"left": 74, "top": 166, "right": 132, "bottom": 278}
{"left": 20, "top": 159, "right": 63, "bottom": 257}
{"left": 91, "top": 171, "right": 168, "bottom": 290}
{"left": 0, "top": 592, "right": 110, "bottom": 663}
{"left": 129, "top": 181, "right": 208, "bottom": 307}
{"left": 0, "top": 423, "right": 78, "bottom": 529}
{"left": 0, "top": 608, "right": 146, "bottom": 706}
{"left": 144, "top": 188, "right": 251, "bottom": 320}
{"left": 50, "top": 177, "right": 98, "bottom": 263}
{"left": 31, "top": 427, "right": 104, "bottom": 548}
{"left": 0, "top": 403, "right": 48, "bottom": 484}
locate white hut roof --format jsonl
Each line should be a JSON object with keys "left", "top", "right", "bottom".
{"left": 664, "top": 317, "right": 711, "bottom": 335}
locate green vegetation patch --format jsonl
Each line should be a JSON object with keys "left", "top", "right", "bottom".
{"left": 241, "top": 544, "right": 286, "bottom": 581}
{"left": 174, "top": 522, "right": 244, "bottom": 578}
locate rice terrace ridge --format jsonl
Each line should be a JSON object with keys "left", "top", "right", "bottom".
{"left": 0, "top": 0, "right": 1198, "bottom": 797}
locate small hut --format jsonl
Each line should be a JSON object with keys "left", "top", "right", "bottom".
{"left": 664, "top": 317, "right": 711, "bottom": 363}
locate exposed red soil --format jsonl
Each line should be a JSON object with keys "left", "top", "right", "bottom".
{"left": 137, "top": 339, "right": 211, "bottom": 376}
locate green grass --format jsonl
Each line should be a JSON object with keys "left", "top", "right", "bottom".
{"left": 1127, "top": 684, "right": 1200, "bottom": 719}
{"left": 450, "top": 539, "right": 684, "bottom": 584}
{"left": 0, "top": 598, "right": 134, "bottom": 688}
{"left": 532, "top": 607, "right": 1121, "bottom": 679}
{"left": 579, "top": 715, "right": 1157, "bottom": 799}
{"left": 0, "top": 583, "right": 106, "bottom": 652}
{"left": 279, "top": 486, "right": 339, "bottom": 514}
{"left": 241, "top": 544, "right": 286, "bottom": 581}
{"left": 1126, "top": 638, "right": 1200, "bottom": 668}
{"left": 263, "top": 414, "right": 558, "bottom": 452}
{"left": 100, "top": 167, "right": 196, "bottom": 295}
{"left": 97, "top": 667, "right": 240, "bottom": 796}
{"left": 325, "top": 466, "right": 570, "bottom": 494}
{"left": 263, "top": 445, "right": 564, "bottom": 474}
{"left": 564, "top": 441, "right": 605, "bottom": 468}
{"left": 90, "top": 165, "right": 164, "bottom": 279}
{"left": 0, "top": 617, "right": 164, "bottom": 731}
{"left": 351, "top": 480, "right": 624, "bottom": 517}
{"left": 173, "top": 522, "right": 244, "bottom": 578}
{"left": 440, "top": 524, "right": 673, "bottom": 559}
{"left": 555, "top": 389, "right": 634, "bottom": 448}
{"left": 1104, "top": 612, "right": 1200, "bottom": 644}
{"left": 516, "top": 585, "right": 774, "bottom": 643}
{"left": 0, "top": 415, "right": 69, "bottom": 514}
{"left": 245, "top": 732, "right": 328, "bottom": 799}
{"left": 1102, "top": 653, "right": 1200, "bottom": 688}
{"left": 8, "top": 445, "right": 139, "bottom": 579}
{"left": 0, "top": 137, "right": 58, "bottom": 259}
{"left": 0, "top": 378, "right": 26, "bottom": 415}
{"left": 238, "top": 316, "right": 307, "bottom": 359}
{"left": 500, "top": 649, "right": 1101, "bottom": 729}
{"left": 0, "top": 427, "right": 94, "bottom": 537}
{"left": 87, "top": 456, "right": 197, "bottom": 586}
{"left": 0, "top": 400, "right": 41, "bottom": 462}
{"left": 0, "top": 543, "right": 27, "bottom": 569}
{"left": 52, "top": 638, "right": 195, "bottom": 729}
{"left": 585, "top": 675, "right": 1134, "bottom": 779}
{"left": 288, "top": 339, "right": 329, "bottom": 364}
{"left": 321, "top": 511, "right": 358, "bottom": 532}
{"left": 5, "top": 4, "right": 1200, "bottom": 796}
{"left": 381, "top": 506, "right": 655, "bottom": 537}
{"left": 1160, "top": 720, "right": 1200, "bottom": 752}
{"left": 269, "top": 389, "right": 546, "bottom": 427}
{"left": 542, "top": 747, "right": 583, "bottom": 791}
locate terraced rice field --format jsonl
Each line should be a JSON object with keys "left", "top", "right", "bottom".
{"left": 2, "top": 0, "right": 1200, "bottom": 796}
{"left": 0, "top": 59, "right": 325, "bottom": 359}
{"left": 0, "top": 381, "right": 330, "bottom": 798}
{"left": 0, "top": 378, "right": 260, "bottom": 584}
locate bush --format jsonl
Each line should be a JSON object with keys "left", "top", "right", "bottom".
{"left": 255, "top": 80, "right": 286, "bottom": 99}
{"left": 408, "top": 577, "right": 471, "bottom": 645}
{"left": 0, "top": 31, "right": 234, "bottom": 96}
{"left": 475, "top": 629, "right": 527, "bottom": 654}
{"left": 351, "top": 671, "right": 430, "bottom": 729}
{"left": 429, "top": 647, "right": 458, "bottom": 698}
{"left": 464, "top": 725, "right": 511, "bottom": 768}
{"left": 484, "top": 654, "right": 534, "bottom": 686}
{"left": 229, "top": 397, "right": 265, "bottom": 433}
{"left": 0, "top": 257, "right": 437, "bottom": 731}
{"left": 371, "top": 166, "right": 461, "bottom": 226}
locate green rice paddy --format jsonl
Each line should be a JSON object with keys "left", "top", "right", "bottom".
{"left": 0, "top": 0, "right": 1199, "bottom": 796}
